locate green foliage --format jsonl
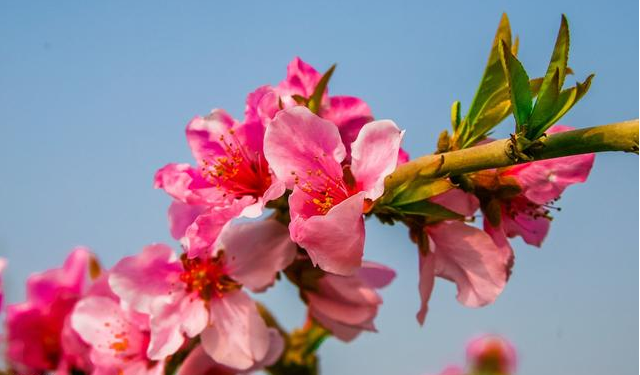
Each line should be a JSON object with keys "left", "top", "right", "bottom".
{"left": 308, "top": 64, "right": 336, "bottom": 114}
{"left": 451, "top": 13, "right": 592, "bottom": 151}
{"left": 499, "top": 15, "right": 593, "bottom": 142}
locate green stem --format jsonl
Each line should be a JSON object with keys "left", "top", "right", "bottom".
{"left": 383, "top": 119, "right": 638, "bottom": 196}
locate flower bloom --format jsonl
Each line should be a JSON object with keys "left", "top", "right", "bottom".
{"left": 474, "top": 125, "right": 595, "bottom": 249}
{"left": 303, "top": 261, "right": 395, "bottom": 341}
{"left": 5, "top": 248, "right": 93, "bottom": 374}
{"left": 154, "top": 106, "right": 285, "bottom": 258}
{"left": 109, "top": 220, "right": 294, "bottom": 370}
{"left": 466, "top": 335, "right": 517, "bottom": 374}
{"left": 265, "top": 106, "right": 404, "bottom": 275}
{"left": 71, "top": 273, "right": 164, "bottom": 375}
{"left": 416, "top": 189, "right": 510, "bottom": 325}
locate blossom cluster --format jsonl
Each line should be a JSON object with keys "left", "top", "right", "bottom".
{"left": 0, "top": 57, "right": 594, "bottom": 375}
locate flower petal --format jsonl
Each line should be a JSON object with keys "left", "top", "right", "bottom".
{"left": 27, "top": 247, "right": 91, "bottom": 307}
{"left": 168, "top": 200, "right": 207, "bottom": 240}
{"left": 186, "top": 110, "right": 238, "bottom": 165}
{"left": 264, "top": 106, "right": 346, "bottom": 189}
{"left": 322, "top": 96, "right": 373, "bottom": 154}
{"left": 350, "top": 120, "right": 404, "bottom": 200}
{"left": 357, "top": 261, "right": 396, "bottom": 289}
{"left": 154, "top": 163, "right": 223, "bottom": 205}
{"left": 278, "top": 57, "right": 322, "bottom": 98}
{"left": 416, "top": 250, "right": 436, "bottom": 325}
{"left": 183, "top": 196, "right": 255, "bottom": 259}
{"left": 71, "top": 296, "right": 145, "bottom": 361}
{"left": 109, "top": 244, "right": 182, "bottom": 315}
{"left": 504, "top": 125, "right": 595, "bottom": 205}
{"left": 201, "top": 291, "right": 270, "bottom": 370}
{"left": 289, "top": 192, "right": 366, "bottom": 276}
{"left": 220, "top": 220, "right": 296, "bottom": 293}
{"left": 428, "top": 221, "right": 508, "bottom": 308}
{"left": 431, "top": 188, "right": 480, "bottom": 217}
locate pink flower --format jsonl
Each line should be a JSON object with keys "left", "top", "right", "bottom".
{"left": 476, "top": 125, "right": 595, "bottom": 248}
{"left": 466, "top": 335, "right": 517, "bottom": 374}
{"left": 304, "top": 261, "right": 395, "bottom": 341}
{"left": 415, "top": 190, "right": 510, "bottom": 325}
{"left": 109, "top": 220, "right": 295, "bottom": 370}
{"left": 177, "top": 333, "right": 284, "bottom": 375}
{"left": 0, "top": 258, "right": 6, "bottom": 312}
{"left": 264, "top": 106, "right": 404, "bottom": 276}
{"left": 5, "top": 248, "right": 93, "bottom": 374}
{"left": 71, "top": 273, "right": 164, "bottom": 375}
{"left": 251, "top": 57, "right": 409, "bottom": 163}
{"left": 155, "top": 107, "right": 285, "bottom": 258}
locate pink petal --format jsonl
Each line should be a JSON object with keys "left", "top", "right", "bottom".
{"left": 350, "top": 120, "right": 404, "bottom": 200}
{"left": 501, "top": 209, "right": 550, "bottom": 247}
{"left": 322, "top": 96, "right": 374, "bottom": 155}
{"left": 357, "top": 261, "right": 396, "bottom": 289}
{"left": 154, "top": 163, "right": 223, "bottom": 205}
{"left": 310, "top": 308, "right": 364, "bottom": 342}
{"left": 427, "top": 221, "right": 508, "bottom": 308}
{"left": 416, "top": 250, "right": 436, "bottom": 325}
{"left": 168, "top": 200, "right": 207, "bottom": 240}
{"left": 430, "top": 188, "right": 480, "bottom": 217}
{"left": 278, "top": 57, "right": 322, "bottom": 98}
{"left": 183, "top": 196, "right": 255, "bottom": 259}
{"left": 71, "top": 296, "right": 146, "bottom": 363}
{"left": 27, "top": 247, "right": 91, "bottom": 307}
{"left": 178, "top": 346, "right": 236, "bottom": 375}
{"left": 245, "top": 85, "right": 276, "bottom": 125}
{"left": 505, "top": 125, "right": 594, "bottom": 205}
{"left": 397, "top": 148, "right": 410, "bottom": 166}
{"left": 146, "top": 300, "right": 188, "bottom": 360}
{"left": 201, "top": 291, "right": 271, "bottom": 370}
{"left": 264, "top": 106, "right": 346, "bottom": 189}
{"left": 289, "top": 192, "right": 366, "bottom": 276}
{"left": 109, "top": 244, "right": 182, "bottom": 315}
{"left": 186, "top": 110, "right": 238, "bottom": 165}
{"left": 220, "top": 220, "right": 296, "bottom": 293}
{"left": 482, "top": 219, "right": 515, "bottom": 276}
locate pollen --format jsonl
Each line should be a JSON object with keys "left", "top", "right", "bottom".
{"left": 200, "top": 129, "right": 272, "bottom": 198}
{"left": 179, "top": 253, "right": 241, "bottom": 300}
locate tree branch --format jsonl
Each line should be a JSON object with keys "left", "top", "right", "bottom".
{"left": 383, "top": 119, "right": 639, "bottom": 194}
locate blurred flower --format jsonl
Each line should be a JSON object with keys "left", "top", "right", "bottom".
{"left": 109, "top": 220, "right": 295, "bottom": 370}
{"left": 71, "top": 273, "right": 164, "bottom": 375}
{"left": 265, "top": 106, "right": 404, "bottom": 275}
{"left": 5, "top": 248, "right": 93, "bottom": 374}
{"left": 303, "top": 261, "right": 395, "bottom": 341}
{"left": 466, "top": 335, "right": 517, "bottom": 374}
{"left": 0, "top": 258, "right": 6, "bottom": 312}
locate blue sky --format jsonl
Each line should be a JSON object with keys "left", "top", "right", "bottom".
{"left": 0, "top": 1, "right": 637, "bottom": 374}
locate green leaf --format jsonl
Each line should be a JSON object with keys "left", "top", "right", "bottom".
{"left": 463, "top": 77, "right": 543, "bottom": 148}
{"left": 394, "top": 200, "right": 464, "bottom": 222}
{"left": 291, "top": 94, "right": 309, "bottom": 106}
{"left": 307, "top": 64, "right": 336, "bottom": 114}
{"left": 389, "top": 178, "right": 453, "bottom": 206}
{"left": 499, "top": 40, "right": 533, "bottom": 133}
{"left": 529, "top": 74, "right": 594, "bottom": 139}
{"left": 465, "top": 13, "right": 513, "bottom": 126}
{"left": 528, "top": 68, "right": 560, "bottom": 132}
{"left": 450, "top": 101, "right": 461, "bottom": 131}
{"left": 539, "top": 15, "right": 570, "bottom": 97}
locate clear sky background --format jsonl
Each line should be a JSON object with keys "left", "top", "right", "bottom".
{"left": 0, "top": 1, "right": 637, "bottom": 374}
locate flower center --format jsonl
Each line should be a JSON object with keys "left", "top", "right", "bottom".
{"left": 201, "top": 129, "right": 272, "bottom": 198}
{"left": 292, "top": 165, "right": 353, "bottom": 215}
{"left": 179, "top": 253, "right": 240, "bottom": 300}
